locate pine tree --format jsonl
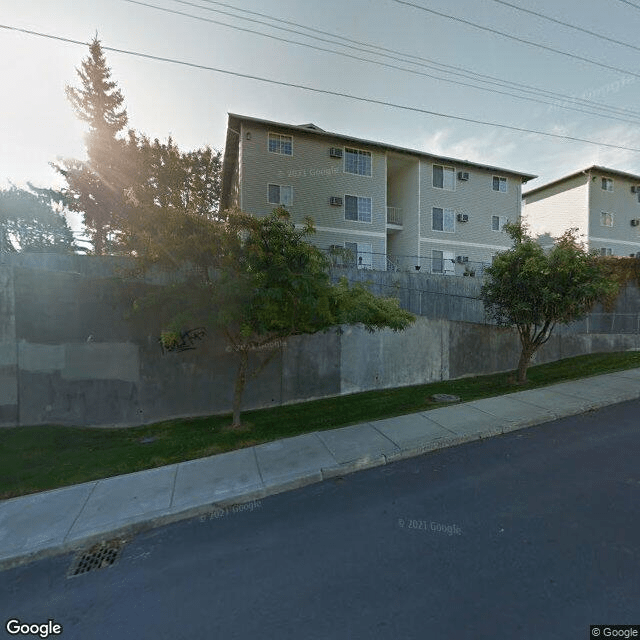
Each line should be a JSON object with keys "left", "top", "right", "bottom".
{"left": 54, "top": 36, "right": 129, "bottom": 255}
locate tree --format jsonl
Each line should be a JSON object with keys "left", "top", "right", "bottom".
{"left": 480, "top": 222, "right": 617, "bottom": 384}
{"left": 0, "top": 186, "right": 77, "bottom": 253}
{"left": 53, "top": 36, "right": 129, "bottom": 255}
{"left": 132, "top": 209, "right": 415, "bottom": 428}
{"left": 113, "top": 133, "right": 222, "bottom": 263}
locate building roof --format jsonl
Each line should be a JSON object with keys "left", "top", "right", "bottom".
{"left": 226, "top": 113, "right": 537, "bottom": 182}
{"left": 523, "top": 165, "right": 640, "bottom": 198}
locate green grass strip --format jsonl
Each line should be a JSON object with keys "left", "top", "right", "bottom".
{"left": 2, "top": 351, "right": 639, "bottom": 499}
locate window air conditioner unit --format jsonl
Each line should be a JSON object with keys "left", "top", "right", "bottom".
{"left": 457, "top": 213, "right": 469, "bottom": 222}
{"left": 329, "top": 196, "right": 343, "bottom": 206}
{"left": 457, "top": 171, "right": 469, "bottom": 181}
{"left": 632, "top": 186, "right": 639, "bottom": 193}
{"left": 456, "top": 256, "right": 469, "bottom": 263}
{"left": 329, "top": 147, "right": 343, "bottom": 158}
{"left": 632, "top": 219, "right": 640, "bottom": 226}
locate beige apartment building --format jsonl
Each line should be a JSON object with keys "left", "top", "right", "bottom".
{"left": 522, "top": 166, "right": 640, "bottom": 257}
{"left": 220, "top": 114, "right": 536, "bottom": 274}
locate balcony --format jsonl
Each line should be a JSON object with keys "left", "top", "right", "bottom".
{"left": 386, "top": 206, "right": 402, "bottom": 227}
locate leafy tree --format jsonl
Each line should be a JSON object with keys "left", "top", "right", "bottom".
{"left": 481, "top": 222, "right": 617, "bottom": 384}
{"left": 53, "top": 36, "right": 129, "bottom": 255}
{"left": 132, "top": 209, "right": 415, "bottom": 428}
{"left": 113, "top": 133, "right": 222, "bottom": 264}
{"left": 0, "top": 186, "right": 77, "bottom": 253}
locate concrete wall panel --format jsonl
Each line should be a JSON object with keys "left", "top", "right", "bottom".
{"left": 282, "top": 331, "right": 341, "bottom": 403}
{"left": 18, "top": 343, "right": 64, "bottom": 372}
{"left": 18, "top": 371, "right": 140, "bottom": 426}
{"left": 63, "top": 343, "right": 139, "bottom": 382}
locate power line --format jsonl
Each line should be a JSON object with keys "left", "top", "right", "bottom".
{"left": 157, "top": 0, "right": 640, "bottom": 123}
{"left": 122, "top": 0, "right": 640, "bottom": 125}
{"left": 188, "top": 0, "right": 640, "bottom": 120}
{"left": 3, "top": 22, "right": 640, "bottom": 152}
{"left": 489, "top": 0, "right": 640, "bottom": 53}
{"left": 615, "top": 0, "right": 640, "bottom": 9}
{"left": 393, "top": 0, "right": 640, "bottom": 81}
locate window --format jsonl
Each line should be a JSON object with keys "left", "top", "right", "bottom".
{"left": 432, "top": 250, "right": 443, "bottom": 273}
{"left": 492, "top": 176, "right": 507, "bottom": 192}
{"left": 601, "top": 212, "right": 613, "bottom": 227}
{"left": 433, "top": 165, "right": 455, "bottom": 190}
{"left": 267, "top": 184, "right": 292, "bottom": 206}
{"left": 600, "top": 248, "right": 613, "bottom": 256}
{"left": 602, "top": 177, "right": 613, "bottom": 192}
{"left": 344, "top": 148, "right": 372, "bottom": 176}
{"left": 432, "top": 207, "right": 455, "bottom": 232}
{"left": 492, "top": 215, "right": 507, "bottom": 231}
{"left": 344, "top": 195, "right": 372, "bottom": 222}
{"left": 268, "top": 133, "right": 292, "bottom": 155}
{"left": 345, "top": 241, "right": 372, "bottom": 269}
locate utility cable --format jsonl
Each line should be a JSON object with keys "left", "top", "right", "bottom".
{"left": 393, "top": 0, "right": 640, "bottom": 82}
{"left": 187, "top": 0, "right": 640, "bottom": 120}
{"left": 489, "top": 0, "right": 640, "bottom": 53}
{"left": 141, "top": 0, "right": 640, "bottom": 123}
{"left": 3, "top": 22, "right": 640, "bottom": 152}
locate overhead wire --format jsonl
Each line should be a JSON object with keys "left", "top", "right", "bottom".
{"left": 189, "top": 0, "right": 640, "bottom": 120}
{"left": 614, "top": 0, "right": 640, "bottom": 9}
{"left": 3, "top": 22, "right": 640, "bottom": 152}
{"left": 489, "top": 0, "right": 640, "bottom": 53}
{"left": 142, "top": 0, "right": 640, "bottom": 123}
{"left": 392, "top": 0, "right": 640, "bottom": 82}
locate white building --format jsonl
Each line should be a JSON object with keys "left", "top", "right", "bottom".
{"left": 522, "top": 166, "right": 640, "bottom": 257}
{"left": 221, "top": 113, "right": 536, "bottom": 274}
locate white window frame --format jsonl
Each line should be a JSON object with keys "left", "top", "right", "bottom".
{"left": 344, "top": 195, "right": 372, "bottom": 223}
{"left": 602, "top": 177, "right": 614, "bottom": 192}
{"left": 432, "top": 207, "right": 455, "bottom": 233}
{"left": 600, "top": 211, "right": 614, "bottom": 227}
{"left": 268, "top": 132, "right": 293, "bottom": 156}
{"left": 267, "top": 184, "right": 293, "bottom": 206}
{"left": 344, "top": 148, "right": 372, "bottom": 176}
{"left": 492, "top": 215, "right": 507, "bottom": 231}
{"left": 492, "top": 176, "right": 508, "bottom": 193}
{"left": 433, "top": 165, "right": 455, "bottom": 191}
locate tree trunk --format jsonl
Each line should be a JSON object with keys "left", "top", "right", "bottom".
{"left": 232, "top": 350, "right": 248, "bottom": 428}
{"left": 517, "top": 345, "right": 534, "bottom": 384}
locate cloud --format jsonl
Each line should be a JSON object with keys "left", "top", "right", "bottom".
{"left": 418, "top": 127, "right": 522, "bottom": 169}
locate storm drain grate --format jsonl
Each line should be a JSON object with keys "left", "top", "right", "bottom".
{"left": 67, "top": 539, "right": 125, "bottom": 578}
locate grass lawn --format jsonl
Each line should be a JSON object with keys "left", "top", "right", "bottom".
{"left": 2, "top": 351, "right": 640, "bottom": 500}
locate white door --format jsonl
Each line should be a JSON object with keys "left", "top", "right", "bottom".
{"left": 357, "top": 243, "right": 372, "bottom": 269}
{"left": 443, "top": 251, "right": 456, "bottom": 275}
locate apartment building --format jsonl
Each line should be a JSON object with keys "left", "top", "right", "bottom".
{"left": 220, "top": 114, "right": 536, "bottom": 274}
{"left": 522, "top": 166, "right": 640, "bottom": 257}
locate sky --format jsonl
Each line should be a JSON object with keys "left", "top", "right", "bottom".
{"left": 3, "top": 0, "right": 640, "bottom": 220}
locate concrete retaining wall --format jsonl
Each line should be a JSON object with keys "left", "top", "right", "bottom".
{"left": 1, "top": 254, "right": 639, "bottom": 428}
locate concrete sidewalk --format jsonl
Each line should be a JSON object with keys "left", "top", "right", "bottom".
{"left": 2, "top": 368, "right": 640, "bottom": 570}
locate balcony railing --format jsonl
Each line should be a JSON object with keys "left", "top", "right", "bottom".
{"left": 386, "top": 207, "right": 402, "bottom": 225}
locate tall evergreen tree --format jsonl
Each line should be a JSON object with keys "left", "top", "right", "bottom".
{"left": 53, "top": 36, "right": 129, "bottom": 255}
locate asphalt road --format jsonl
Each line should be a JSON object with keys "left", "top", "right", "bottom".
{"left": 2, "top": 399, "right": 639, "bottom": 639}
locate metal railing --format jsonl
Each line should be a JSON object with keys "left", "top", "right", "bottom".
{"left": 580, "top": 313, "right": 640, "bottom": 334}
{"left": 386, "top": 207, "right": 402, "bottom": 225}
{"left": 324, "top": 246, "right": 490, "bottom": 276}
